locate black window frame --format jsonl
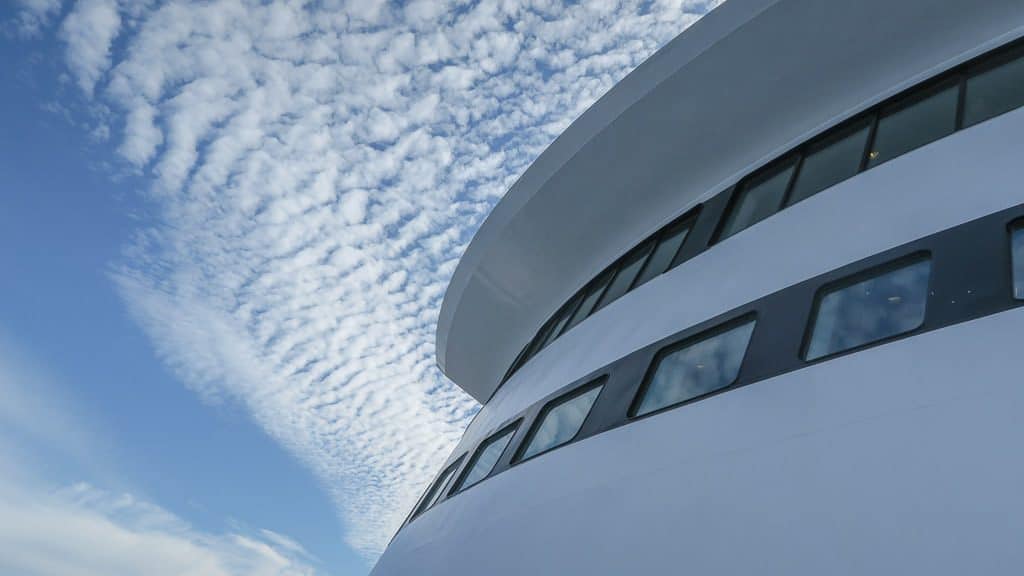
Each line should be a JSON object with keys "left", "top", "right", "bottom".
{"left": 713, "top": 155, "right": 800, "bottom": 244}
{"left": 449, "top": 420, "right": 522, "bottom": 496}
{"left": 512, "top": 377, "right": 607, "bottom": 465}
{"left": 628, "top": 313, "right": 758, "bottom": 420}
{"left": 784, "top": 115, "right": 875, "bottom": 208}
{"left": 1010, "top": 218, "right": 1024, "bottom": 301}
{"left": 409, "top": 454, "right": 465, "bottom": 521}
{"left": 962, "top": 42, "right": 1024, "bottom": 129}
{"left": 863, "top": 77, "right": 962, "bottom": 169}
{"left": 801, "top": 251, "right": 933, "bottom": 363}
{"left": 641, "top": 207, "right": 702, "bottom": 282}
{"left": 594, "top": 240, "right": 656, "bottom": 311}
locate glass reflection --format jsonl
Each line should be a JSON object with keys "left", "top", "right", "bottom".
{"left": 787, "top": 120, "right": 871, "bottom": 206}
{"left": 595, "top": 243, "right": 653, "bottom": 311}
{"left": 718, "top": 161, "right": 796, "bottom": 241}
{"left": 634, "top": 319, "right": 756, "bottom": 417}
{"left": 519, "top": 384, "right": 603, "bottom": 461}
{"left": 1013, "top": 226, "right": 1024, "bottom": 300}
{"left": 414, "top": 459, "right": 460, "bottom": 518}
{"left": 964, "top": 50, "right": 1024, "bottom": 128}
{"left": 866, "top": 85, "right": 958, "bottom": 168}
{"left": 454, "top": 426, "right": 517, "bottom": 493}
{"left": 633, "top": 220, "right": 692, "bottom": 288}
{"left": 561, "top": 271, "right": 612, "bottom": 336}
{"left": 806, "top": 257, "right": 931, "bottom": 360}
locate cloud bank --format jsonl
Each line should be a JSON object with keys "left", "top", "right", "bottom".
{"left": 16, "top": 0, "right": 720, "bottom": 559}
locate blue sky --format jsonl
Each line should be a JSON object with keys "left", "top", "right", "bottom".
{"left": 0, "top": 1, "right": 716, "bottom": 574}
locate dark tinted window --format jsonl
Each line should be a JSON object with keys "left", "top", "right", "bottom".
{"left": 541, "top": 300, "right": 577, "bottom": 349}
{"left": 787, "top": 120, "right": 872, "bottom": 205}
{"left": 452, "top": 425, "right": 518, "bottom": 493}
{"left": 633, "top": 217, "right": 693, "bottom": 287}
{"left": 718, "top": 160, "right": 797, "bottom": 241}
{"left": 413, "top": 457, "right": 462, "bottom": 519}
{"left": 866, "top": 84, "right": 958, "bottom": 168}
{"left": 964, "top": 48, "right": 1024, "bottom": 128}
{"left": 633, "top": 318, "right": 756, "bottom": 417}
{"left": 594, "top": 243, "right": 654, "bottom": 311}
{"left": 560, "top": 272, "right": 612, "bottom": 336}
{"left": 518, "top": 382, "right": 603, "bottom": 462}
{"left": 1013, "top": 224, "right": 1024, "bottom": 300}
{"left": 805, "top": 256, "right": 931, "bottom": 360}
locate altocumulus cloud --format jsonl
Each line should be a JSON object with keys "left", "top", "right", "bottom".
{"left": 13, "top": 0, "right": 721, "bottom": 559}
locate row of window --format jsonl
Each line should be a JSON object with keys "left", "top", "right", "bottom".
{"left": 407, "top": 212, "right": 1024, "bottom": 526}
{"left": 502, "top": 38, "right": 1024, "bottom": 386}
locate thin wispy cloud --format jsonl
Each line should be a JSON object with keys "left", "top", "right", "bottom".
{"left": 13, "top": 0, "right": 720, "bottom": 559}
{"left": 0, "top": 334, "right": 321, "bottom": 576}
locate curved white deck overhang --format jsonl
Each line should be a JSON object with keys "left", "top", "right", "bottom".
{"left": 437, "top": 0, "right": 1024, "bottom": 401}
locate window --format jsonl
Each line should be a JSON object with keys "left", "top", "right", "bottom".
{"left": 787, "top": 119, "right": 872, "bottom": 205}
{"left": 560, "top": 271, "right": 612, "bottom": 336}
{"left": 516, "top": 380, "right": 604, "bottom": 462}
{"left": 964, "top": 47, "right": 1024, "bottom": 128}
{"left": 411, "top": 456, "right": 463, "bottom": 520}
{"left": 805, "top": 255, "right": 931, "bottom": 361}
{"left": 866, "top": 83, "right": 958, "bottom": 168}
{"left": 632, "top": 318, "right": 756, "bottom": 418}
{"left": 632, "top": 215, "right": 695, "bottom": 287}
{"left": 1012, "top": 223, "right": 1024, "bottom": 300}
{"left": 451, "top": 423, "right": 519, "bottom": 494}
{"left": 594, "top": 242, "right": 654, "bottom": 311}
{"left": 717, "top": 159, "right": 798, "bottom": 241}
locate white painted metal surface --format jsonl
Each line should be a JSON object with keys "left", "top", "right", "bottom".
{"left": 379, "top": 307, "right": 1024, "bottom": 574}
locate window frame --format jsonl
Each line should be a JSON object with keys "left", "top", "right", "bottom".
{"left": 628, "top": 313, "right": 758, "bottom": 420}
{"left": 512, "top": 377, "right": 607, "bottom": 465}
{"left": 863, "top": 77, "right": 962, "bottom": 169}
{"left": 1010, "top": 219, "right": 1024, "bottom": 301}
{"left": 801, "top": 251, "right": 933, "bottom": 363}
{"left": 409, "top": 454, "right": 465, "bottom": 522}
{"left": 713, "top": 155, "right": 800, "bottom": 244}
{"left": 784, "top": 116, "right": 875, "bottom": 208}
{"left": 962, "top": 42, "right": 1024, "bottom": 129}
{"left": 448, "top": 420, "right": 522, "bottom": 496}
{"left": 594, "top": 240, "right": 656, "bottom": 311}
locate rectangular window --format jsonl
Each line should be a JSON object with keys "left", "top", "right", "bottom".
{"left": 594, "top": 242, "right": 654, "bottom": 311}
{"left": 451, "top": 423, "right": 519, "bottom": 494}
{"left": 632, "top": 317, "right": 756, "bottom": 418}
{"left": 560, "top": 271, "right": 613, "bottom": 336}
{"left": 964, "top": 47, "right": 1024, "bottom": 128}
{"left": 540, "top": 298, "right": 579, "bottom": 349}
{"left": 632, "top": 214, "right": 695, "bottom": 287}
{"left": 805, "top": 255, "right": 931, "bottom": 361}
{"left": 717, "top": 159, "right": 798, "bottom": 241}
{"left": 412, "top": 456, "right": 463, "bottom": 520}
{"left": 516, "top": 380, "right": 604, "bottom": 463}
{"left": 787, "top": 119, "right": 872, "bottom": 206}
{"left": 866, "top": 82, "right": 959, "bottom": 168}
{"left": 1012, "top": 223, "right": 1024, "bottom": 300}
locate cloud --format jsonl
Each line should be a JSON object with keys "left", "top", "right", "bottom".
{"left": 0, "top": 333, "right": 321, "bottom": 576}
{"left": 11, "top": 0, "right": 62, "bottom": 37}
{"left": 0, "top": 480, "right": 319, "bottom": 576}
{"left": 13, "top": 0, "right": 723, "bottom": 560}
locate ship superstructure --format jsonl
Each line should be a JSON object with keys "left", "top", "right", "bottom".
{"left": 373, "top": 1, "right": 1024, "bottom": 573}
